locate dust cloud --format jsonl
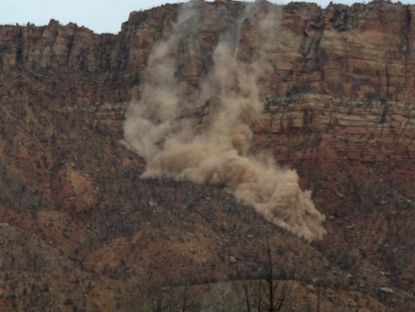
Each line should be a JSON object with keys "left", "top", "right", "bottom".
{"left": 124, "top": 0, "right": 326, "bottom": 241}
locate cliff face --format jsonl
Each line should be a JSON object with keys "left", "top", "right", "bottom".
{"left": 3, "top": 1, "right": 415, "bottom": 161}
{"left": 1, "top": 1, "right": 415, "bottom": 311}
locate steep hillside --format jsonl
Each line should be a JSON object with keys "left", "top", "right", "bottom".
{"left": 0, "top": 0, "right": 414, "bottom": 310}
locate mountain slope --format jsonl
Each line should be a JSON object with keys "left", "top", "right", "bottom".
{"left": 0, "top": 0, "right": 414, "bottom": 310}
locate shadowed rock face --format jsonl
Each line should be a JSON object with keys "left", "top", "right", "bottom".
{"left": 0, "top": 0, "right": 414, "bottom": 310}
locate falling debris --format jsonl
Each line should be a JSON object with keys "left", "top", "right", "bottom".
{"left": 124, "top": 1, "right": 326, "bottom": 241}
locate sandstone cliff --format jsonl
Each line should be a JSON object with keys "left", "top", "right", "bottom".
{"left": 0, "top": 0, "right": 414, "bottom": 311}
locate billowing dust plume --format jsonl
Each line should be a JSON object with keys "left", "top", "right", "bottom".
{"left": 124, "top": 0, "right": 326, "bottom": 241}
